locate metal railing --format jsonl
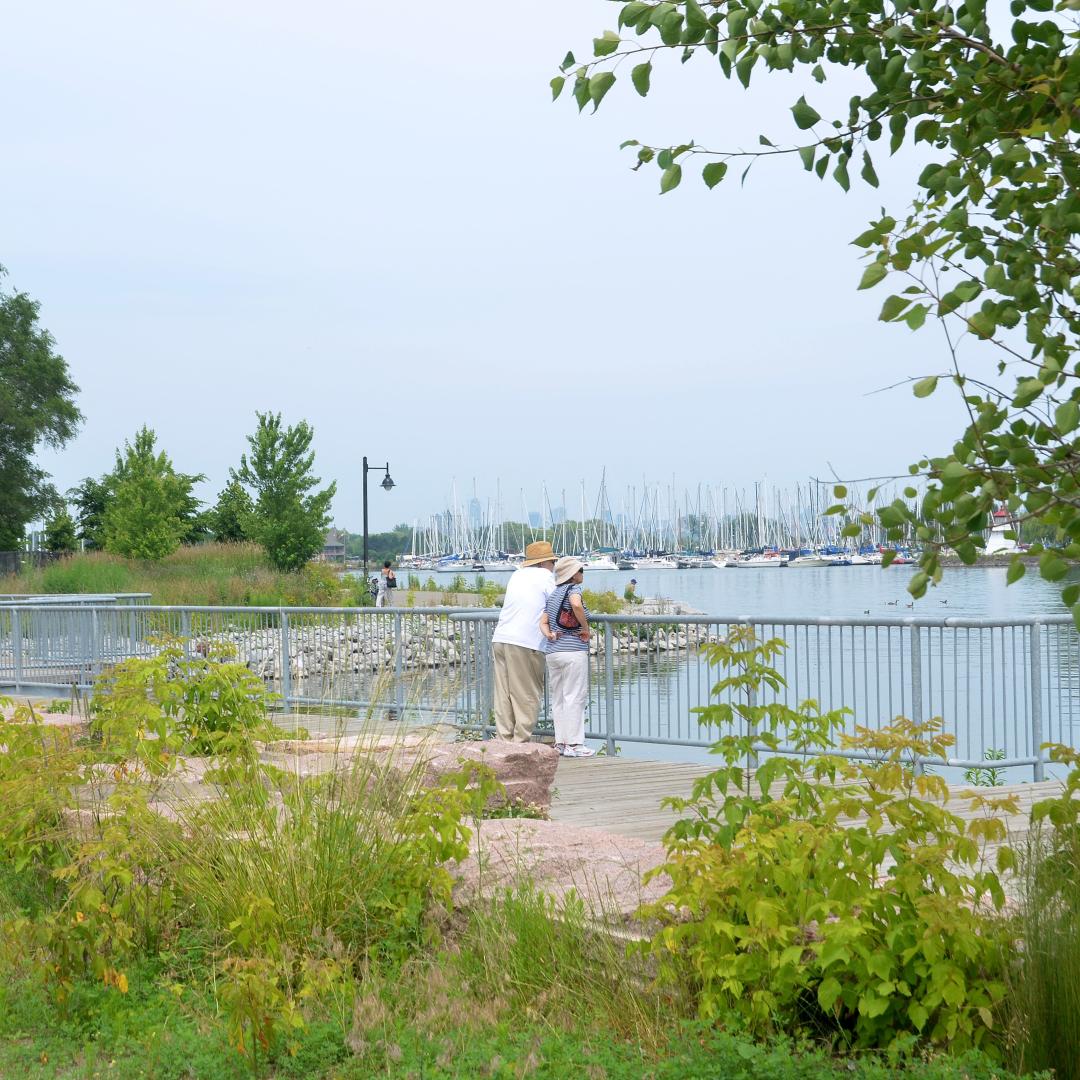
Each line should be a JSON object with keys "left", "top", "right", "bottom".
{"left": 1, "top": 603, "right": 1077, "bottom": 779}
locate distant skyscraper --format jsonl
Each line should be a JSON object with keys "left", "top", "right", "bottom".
{"left": 550, "top": 506, "right": 566, "bottom": 525}
{"left": 468, "top": 498, "right": 482, "bottom": 529}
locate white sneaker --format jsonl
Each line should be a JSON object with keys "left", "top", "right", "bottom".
{"left": 564, "top": 744, "right": 596, "bottom": 758}
{"left": 554, "top": 743, "right": 567, "bottom": 756}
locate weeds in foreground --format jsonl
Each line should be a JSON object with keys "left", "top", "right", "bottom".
{"left": 645, "top": 626, "right": 1018, "bottom": 1054}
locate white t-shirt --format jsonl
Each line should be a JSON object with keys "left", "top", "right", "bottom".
{"left": 492, "top": 566, "right": 555, "bottom": 652}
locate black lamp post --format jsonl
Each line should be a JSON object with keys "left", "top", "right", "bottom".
{"left": 362, "top": 457, "right": 395, "bottom": 576}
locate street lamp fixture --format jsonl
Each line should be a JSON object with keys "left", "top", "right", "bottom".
{"left": 362, "top": 457, "right": 395, "bottom": 576}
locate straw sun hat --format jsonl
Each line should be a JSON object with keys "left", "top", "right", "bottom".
{"left": 554, "top": 556, "right": 584, "bottom": 585}
{"left": 522, "top": 540, "right": 558, "bottom": 566}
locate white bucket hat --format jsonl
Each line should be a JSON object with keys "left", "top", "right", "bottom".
{"left": 554, "top": 556, "right": 584, "bottom": 586}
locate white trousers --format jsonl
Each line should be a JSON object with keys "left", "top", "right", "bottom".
{"left": 545, "top": 650, "right": 589, "bottom": 747}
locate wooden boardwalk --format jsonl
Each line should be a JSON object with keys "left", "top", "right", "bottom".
{"left": 549, "top": 756, "right": 1065, "bottom": 844}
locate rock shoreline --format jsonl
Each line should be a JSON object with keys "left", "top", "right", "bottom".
{"left": 193, "top": 611, "right": 721, "bottom": 682}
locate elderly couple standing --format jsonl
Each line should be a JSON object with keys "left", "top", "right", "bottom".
{"left": 490, "top": 541, "right": 596, "bottom": 758}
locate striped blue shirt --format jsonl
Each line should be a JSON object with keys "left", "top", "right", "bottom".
{"left": 543, "top": 584, "right": 589, "bottom": 653}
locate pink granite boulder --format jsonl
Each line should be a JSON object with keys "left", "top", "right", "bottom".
{"left": 382, "top": 740, "right": 558, "bottom": 815}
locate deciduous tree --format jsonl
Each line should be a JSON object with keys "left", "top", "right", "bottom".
{"left": 209, "top": 479, "right": 253, "bottom": 543}
{"left": 560, "top": 0, "right": 1080, "bottom": 613}
{"left": 43, "top": 507, "right": 78, "bottom": 554}
{"left": 103, "top": 427, "right": 204, "bottom": 560}
{"left": 233, "top": 412, "right": 336, "bottom": 572}
{"left": 0, "top": 266, "right": 81, "bottom": 549}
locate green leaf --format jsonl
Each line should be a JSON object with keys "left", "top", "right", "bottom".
{"left": 860, "top": 151, "right": 879, "bottom": 188}
{"left": 1056, "top": 399, "right": 1080, "bottom": 433}
{"left": 905, "top": 305, "right": 928, "bottom": 330}
{"left": 967, "top": 310, "right": 997, "bottom": 338}
{"left": 593, "top": 30, "right": 621, "bottom": 57}
{"left": 702, "top": 162, "right": 727, "bottom": 188}
{"left": 1006, "top": 557, "right": 1026, "bottom": 584}
{"left": 550, "top": 76, "right": 565, "bottom": 101}
{"left": 798, "top": 145, "right": 815, "bottom": 171}
{"left": 941, "top": 460, "right": 971, "bottom": 481}
{"left": 631, "top": 61, "right": 652, "bottom": 97}
{"left": 912, "top": 376, "right": 938, "bottom": 398}
{"left": 833, "top": 158, "right": 850, "bottom": 192}
{"left": 879, "top": 295, "right": 910, "bottom": 322}
{"left": 660, "top": 163, "right": 682, "bottom": 194}
{"left": 735, "top": 54, "right": 754, "bottom": 88}
{"left": 1013, "top": 378, "right": 1044, "bottom": 409}
{"left": 857, "top": 262, "right": 888, "bottom": 290}
{"left": 588, "top": 71, "right": 616, "bottom": 109}
{"left": 1041, "top": 550, "right": 1069, "bottom": 582}
{"left": 791, "top": 96, "right": 821, "bottom": 130}
{"left": 619, "top": 1, "right": 650, "bottom": 27}
{"left": 560, "top": 51, "right": 576, "bottom": 71}
{"left": 685, "top": 0, "right": 709, "bottom": 32}
{"left": 818, "top": 977, "right": 842, "bottom": 1011}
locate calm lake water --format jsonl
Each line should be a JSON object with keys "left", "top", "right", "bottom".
{"left": 436, "top": 564, "right": 1072, "bottom": 620}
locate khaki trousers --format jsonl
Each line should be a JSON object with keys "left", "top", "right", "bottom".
{"left": 492, "top": 642, "right": 546, "bottom": 742}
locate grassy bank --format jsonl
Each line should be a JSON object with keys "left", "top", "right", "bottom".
{"left": 0, "top": 544, "right": 361, "bottom": 606}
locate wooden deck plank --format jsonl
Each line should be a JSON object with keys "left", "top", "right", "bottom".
{"left": 549, "top": 757, "right": 1065, "bottom": 844}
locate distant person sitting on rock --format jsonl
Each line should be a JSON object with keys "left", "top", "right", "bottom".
{"left": 491, "top": 541, "right": 557, "bottom": 743}
{"left": 623, "top": 578, "right": 640, "bottom": 604}
{"left": 539, "top": 556, "right": 595, "bottom": 758}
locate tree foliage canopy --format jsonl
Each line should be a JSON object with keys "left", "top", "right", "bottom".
{"left": 209, "top": 479, "right": 253, "bottom": 544}
{"left": 560, "top": 0, "right": 1080, "bottom": 613}
{"left": 0, "top": 266, "right": 81, "bottom": 549}
{"left": 233, "top": 412, "right": 336, "bottom": 572}
{"left": 103, "top": 427, "right": 205, "bottom": 561}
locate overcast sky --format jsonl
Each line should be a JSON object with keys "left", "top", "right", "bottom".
{"left": 3, "top": 0, "right": 973, "bottom": 533}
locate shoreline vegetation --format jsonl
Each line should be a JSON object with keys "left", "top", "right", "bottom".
{"left": 1, "top": 634, "right": 1073, "bottom": 1079}
{"left": 0, "top": 544, "right": 361, "bottom": 608}
{"left": 0, "top": 545, "right": 638, "bottom": 612}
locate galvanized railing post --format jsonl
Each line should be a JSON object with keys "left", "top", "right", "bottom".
{"left": 279, "top": 610, "right": 292, "bottom": 711}
{"left": 745, "top": 620, "right": 760, "bottom": 772}
{"left": 481, "top": 619, "right": 495, "bottom": 732}
{"left": 603, "top": 621, "right": 616, "bottom": 756}
{"left": 181, "top": 610, "right": 191, "bottom": 660}
{"left": 393, "top": 612, "right": 404, "bottom": 718}
{"left": 909, "top": 623, "right": 923, "bottom": 726}
{"left": 909, "top": 623, "right": 924, "bottom": 773}
{"left": 90, "top": 608, "right": 100, "bottom": 686}
{"left": 1031, "top": 620, "right": 1045, "bottom": 781}
{"left": 12, "top": 609, "right": 23, "bottom": 692}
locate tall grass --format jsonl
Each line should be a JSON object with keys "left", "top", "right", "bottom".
{"left": 171, "top": 734, "right": 457, "bottom": 960}
{"left": 1006, "top": 821, "right": 1080, "bottom": 1080}
{"left": 0, "top": 544, "right": 360, "bottom": 606}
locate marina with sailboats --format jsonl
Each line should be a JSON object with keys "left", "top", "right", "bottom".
{"left": 398, "top": 475, "right": 948, "bottom": 575}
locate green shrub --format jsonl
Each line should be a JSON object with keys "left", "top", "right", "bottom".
{"left": 582, "top": 588, "right": 621, "bottom": 614}
{"left": 91, "top": 641, "right": 277, "bottom": 759}
{"left": 643, "top": 626, "right": 1016, "bottom": 1053}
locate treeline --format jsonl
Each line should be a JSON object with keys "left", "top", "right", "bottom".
{"left": 45, "top": 412, "right": 336, "bottom": 572}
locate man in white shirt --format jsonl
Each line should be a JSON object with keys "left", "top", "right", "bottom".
{"left": 491, "top": 540, "right": 557, "bottom": 742}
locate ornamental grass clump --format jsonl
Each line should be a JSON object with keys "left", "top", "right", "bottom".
{"left": 643, "top": 626, "right": 1018, "bottom": 1054}
{"left": 1004, "top": 745, "right": 1080, "bottom": 1080}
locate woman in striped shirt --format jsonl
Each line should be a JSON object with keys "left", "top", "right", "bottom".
{"left": 539, "top": 556, "right": 596, "bottom": 758}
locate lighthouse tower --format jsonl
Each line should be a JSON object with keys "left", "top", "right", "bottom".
{"left": 985, "top": 507, "right": 1019, "bottom": 555}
